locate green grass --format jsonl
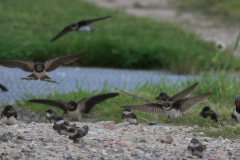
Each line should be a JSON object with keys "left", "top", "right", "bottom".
{"left": 2, "top": 72, "right": 240, "bottom": 139}
{"left": 0, "top": 0, "right": 239, "bottom": 74}
{"left": 177, "top": 0, "right": 240, "bottom": 20}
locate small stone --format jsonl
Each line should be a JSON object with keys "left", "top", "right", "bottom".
{"left": 138, "top": 138, "right": 147, "bottom": 143}
{"left": 116, "top": 122, "right": 129, "bottom": 128}
{"left": 193, "top": 125, "right": 199, "bottom": 129}
{"left": 131, "top": 152, "right": 138, "bottom": 156}
{"left": 149, "top": 121, "right": 157, "bottom": 125}
{"left": 161, "top": 135, "right": 173, "bottom": 144}
{"left": 179, "top": 127, "right": 183, "bottom": 130}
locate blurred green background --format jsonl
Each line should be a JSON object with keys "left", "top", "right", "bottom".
{"left": 0, "top": 0, "right": 239, "bottom": 74}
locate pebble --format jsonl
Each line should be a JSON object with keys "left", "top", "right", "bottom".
{"left": 0, "top": 121, "right": 239, "bottom": 159}
{"left": 161, "top": 135, "right": 173, "bottom": 144}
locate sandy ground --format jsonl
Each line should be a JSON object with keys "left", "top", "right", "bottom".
{"left": 85, "top": 0, "right": 240, "bottom": 55}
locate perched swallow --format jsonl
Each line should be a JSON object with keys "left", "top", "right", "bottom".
{"left": 50, "top": 16, "right": 111, "bottom": 42}
{"left": 122, "top": 109, "right": 138, "bottom": 125}
{"left": 0, "top": 105, "right": 17, "bottom": 125}
{"left": 121, "top": 82, "right": 199, "bottom": 104}
{"left": 155, "top": 92, "right": 170, "bottom": 101}
{"left": 45, "top": 109, "right": 59, "bottom": 123}
{"left": 67, "top": 125, "right": 89, "bottom": 143}
{"left": 232, "top": 95, "right": 240, "bottom": 122}
{"left": 53, "top": 115, "right": 75, "bottom": 135}
{"left": 29, "top": 93, "right": 119, "bottom": 121}
{"left": 200, "top": 106, "right": 223, "bottom": 124}
{"left": 188, "top": 138, "right": 206, "bottom": 158}
{"left": 0, "top": 52, "right": 89, "bottom": 83}
{"left": 121, "top": 92, "right": 211, "bottom": 122}
{"left": 0, "top": 83, "right": 8, "bottom": 92}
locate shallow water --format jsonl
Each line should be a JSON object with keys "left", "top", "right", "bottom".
{"left": 0, "top": 66, "right": 190, "bottom": 104}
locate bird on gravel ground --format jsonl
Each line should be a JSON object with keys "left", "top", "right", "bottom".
{"left": 53, "top": 115, "right": 76, "bottom": 136}
{"left": 67, "top": 125, "right": 89, "bottom": 143}
{"left": 45, "top": 109, "right": 59, "bottom": 123}
{"left": 232, "top": 95, "right": 240, "bottom": 122}
{"left": 50, "top": 16, "right": 111, "bottom": 42}
{"left": 0, "top": 52, "right": 89, "bottom": 84}
{"left": 0, "top": 105, "right": 17, "bottom": 125}
{"left": 0, "top": 83, "right": 8, "bottom": 92}
{"left": 29, "top": 93, "right": 119, "bottom": 121}
{"left": 200, "top": 106, "right": 223, "bottom": 125}
{"left": 122, "top": 109, "right": 138, "bottom": 125}
{"left": 188, "top": 138, "right": 206, "bottom": 158}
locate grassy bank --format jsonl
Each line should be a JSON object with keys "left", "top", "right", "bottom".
{"left": 1, "top": 73, "right": 239, "bottom": 139}
{"left": 0, "top": 0, "right": 239, "bottom": 74}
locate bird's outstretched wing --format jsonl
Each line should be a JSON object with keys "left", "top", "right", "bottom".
{"left": 0, "top": 60, "right": 34, "bottom": 72}
{"left": 121, "top": 103, "right": 166, "bottom": 115}
{"left": 79, "top": 16, "right": 112, "bottom": 25}
{"left": 173, "top": 92, "right": 211, "bottom": 113}
{"left": 45, "top": 52, "right": 89, "bottom": 72}
{"left": 121, "top": 90, "right": 154, "bottom": 103}
{"left": 50, "top": 26, "right": 72, "bottom": 42}
{"left": 80, "top": 93, "right": 119, "bottom": 113}
{"left": 168, "top": 82, "right": 199, "bottom": 102}
{"left": 28, "top": 99, "right": 68, "bottom": 113}
{"left": 0, "top": 83, "right": 8, "bottom": 91}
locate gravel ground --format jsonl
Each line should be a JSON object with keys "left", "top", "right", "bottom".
{"left": 0, "top": 121, "right": 238, "bottom": 160}
{"left": 0, "top": 66, "right": 188, "bottom": 104}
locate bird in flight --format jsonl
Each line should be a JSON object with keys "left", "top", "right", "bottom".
{"left": 0, "top": 52, "right": 89, "bottom": 83}
{"left": 50, "top": 16, "right": 111, "bottom": 42}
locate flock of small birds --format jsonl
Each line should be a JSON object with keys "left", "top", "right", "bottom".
{"left": 0, "top": 16, "right": 239, "bottom": 158}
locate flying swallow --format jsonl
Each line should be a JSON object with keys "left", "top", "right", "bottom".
{"left": 0, "top": 105, "right": 17, "bottom": 125}
{"left": 50, "top": 16, "right": 111, "bottom": 42}
{"left": 0, "top": 83, "right": 8, "bottom": 92}
{"left": 0, "top": 52, "right": 89, "bottom": 83}
{"left": 67, "top": 125, "right": 89, "bottom": 143}
{"left": 121, "top": 92, "right": 211, "bottom": 122}
{"left": 29, "top": 93, "right": 119, "bottom": 121}
{"left": 122, "top": 109, "right": 138, "bottom": 125}
{"left": 188, "top": 138, "right": 206, "bottom": 158}
{"left": 232, "top": 95, "right": 240, "bottom": 122}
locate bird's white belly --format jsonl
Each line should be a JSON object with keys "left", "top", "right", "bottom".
{"left": 46, "top": 113, "right": 51, "bottom": 117}
{"left": 165, "top": 109, "right": 182, "bottom": 118}
{"left": 33, "top": 70, "right": 45, "bottom": 79}
{"left": 233, "top": 110, "right": 240, "bottom": 122}
{"left": 68, "top": 110, "right": 81, "bottom": 121}
{"left": 127, "top": 118, "right": 137, "bottom": 124}
{"left": 78, "top": 26, "right": 91, "bottom": 32}
{"left": 191, "top": 149, "right": 203, "bottom": 157}
{"left": 1, "top": 117, "right": 17, "bottom": 125}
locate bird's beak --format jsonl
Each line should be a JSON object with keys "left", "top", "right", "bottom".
{"left": 155, "top": 96, "right": 159, "bottom": 100}
{"left": 7, "top": 109, "right": 14, "bottom": 114}
{"left": 68, "top": 106, "right": 75, "bottom": 110}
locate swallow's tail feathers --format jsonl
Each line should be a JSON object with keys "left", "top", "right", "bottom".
{"left": 40, "top": 74, "right": 59, "bottom": 84}
{"left": 21, "top": 73, "right": 38, "bottom": 81}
